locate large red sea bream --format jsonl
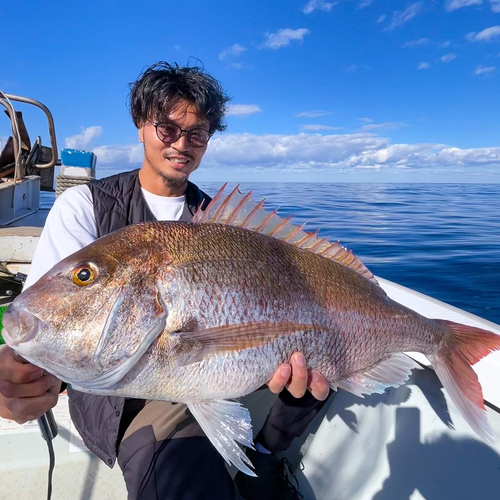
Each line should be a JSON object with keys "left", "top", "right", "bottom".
{"left": 3, "top": 185, "right": 499, "bottom": 474}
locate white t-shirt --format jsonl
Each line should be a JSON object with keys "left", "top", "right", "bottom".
{"left": 24, "top": 184, "right": 186, "bottom": 289}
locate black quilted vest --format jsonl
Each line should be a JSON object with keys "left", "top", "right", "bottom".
{"left": 67, "top": 169, "right": 211, "bottom": 467}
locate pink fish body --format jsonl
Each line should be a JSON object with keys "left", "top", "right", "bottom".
{"left": 3, "top": 185, "right": 499, "bottom": 474}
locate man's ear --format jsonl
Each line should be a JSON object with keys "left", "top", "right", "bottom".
{"left": 138, "top": 125, "right": 144, "bottom": 143}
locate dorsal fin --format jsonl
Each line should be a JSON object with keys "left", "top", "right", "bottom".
{"left": 193, "top": 184, "right": 377, "bottom": 284}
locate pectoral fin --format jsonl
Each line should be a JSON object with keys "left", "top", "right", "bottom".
{"left": 333, "top": 353, "right": 421, "bottom": 397}
{"left": 188, "top": 400, "right": 256, "bottom": 476}
{"left": 180, "top": 321, "right": 310, "bottom": 352}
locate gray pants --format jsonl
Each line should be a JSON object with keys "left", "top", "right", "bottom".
{"left": 118, "top": 391, "right": 330, "bottom": 500}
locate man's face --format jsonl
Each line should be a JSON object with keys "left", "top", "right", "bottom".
{"left": 139, "top": 100, "right": 210, "bottom": 191}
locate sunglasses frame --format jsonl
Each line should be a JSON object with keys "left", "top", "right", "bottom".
{"left": 152, "top": 121, "right": 212, "bottom": 148}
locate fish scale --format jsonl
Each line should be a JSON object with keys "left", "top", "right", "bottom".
{"left": 2, "top": 185, "right": 500, "bottom": 476}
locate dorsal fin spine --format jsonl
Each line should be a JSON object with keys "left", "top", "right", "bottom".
{"left": 318, "top": 243, "right": 335, "bottom": 256}
{"left": 241, "top": 200, "right": 266, "bottom": 229}
{"left": 212, "top": 185, "right": 240, "bottom": 222}
{"left": 193, "top": 185, "right": 377, "bottom": 285}
{"left": 194, "top": 182, "right": 227, "bottom": 222}
{"left": 282, "top": 224, "right": 305, "bottom": 242}
{"left": 269, "top": 216, "right": 294, "bottom": 237}
{"left": 309, "top": 239, "right": 326, "bottom": 252}
{"left": 228, "top": 191, "right": 253, "bottom": 224}
{"left": 255, "top": 209, "right": 279, "bottom": 233}
{"left": 296, "top": 231, "right": 318, "bottom": 248}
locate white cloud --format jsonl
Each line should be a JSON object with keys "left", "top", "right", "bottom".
{"left": 439, "top": 40, "right": 451, "bottom": 48}
{"left": 303, "top": 0, "right": 336, "bottom": 14}
{"left": 301, "top": 124, "right": 343, "bottom": 131}
{"left": 385, "top": 2, "right": 423, "bottom": 31}
{"left": 466, "top": 26, "right": 500, "bottom": 42}
{"left": 402, "top": 38, "right": 430, "bottom": 48}
{"left": 218, "top": 44, "right": 247, "bottom": 60}
{"left": 358, "top": 0, "right": 372, "bottom": 8}
{"left": 358, "top": 117, "right": 373, "bottom": 123}
{"left": 92, "top": 144, "right": 143, "bottom": 165}
{"left": 262, "top": 29, "right": 310, "bottom": 49}
{"left": 90, "top": 132, "right": 500, "bottom": 177}
{"left": 441, "top": 53, "right": 458, "bottom": 63}
{"left": 361, "top": 122, "right": 407, "bottom": 131}
{"left": 65, "top": 126, "right": 102, "bottom": 149}
{"left": 227, "top": 104, "right": 263, "bottom": 116}
{"left": 203, "top": 134, "right": 500, "bottom": 173}
{"left": 297, "top": 110, "right": 333, "bottom": 118}
{"left": 203, "top": 133, "right": 389, "bottom": 167}
{"left": 445, "top": 0, "right": 482, "bottom": 12}
{"left": 377, "top": 14, "right": 387, "bottom": 23}
{"left": 491, "top": 0, "right": 500, "bottom": 12}
{"left": 418, "top": 62, "right": 430, "bottom": 69}
{"left": 345, "top": 64, "right": 371, "bottom": 73}
{"left": 475, "top": 65, "right": 496, "bottom": 75}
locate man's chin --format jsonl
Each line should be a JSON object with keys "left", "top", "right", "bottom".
{"left": 159, "top": 171, "right": 189, "bottom": 190}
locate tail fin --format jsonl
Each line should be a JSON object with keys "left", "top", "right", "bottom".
{"left": 428, "top": 320, "right": 500, "bottom": 445}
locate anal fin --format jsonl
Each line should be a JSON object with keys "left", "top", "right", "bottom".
{"left": 188, "top": 400, "right": 256, "bottom": 476}
{"left": 335, "top": 353, "right": 421, "bottom": 397}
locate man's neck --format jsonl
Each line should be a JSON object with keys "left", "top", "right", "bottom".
{"left": 138, "top": 168, "right": 188, "bottom": 197}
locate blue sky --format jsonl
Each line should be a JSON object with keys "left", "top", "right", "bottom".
{"left": 1, "top": 0, "right": 499, "bottom": 182}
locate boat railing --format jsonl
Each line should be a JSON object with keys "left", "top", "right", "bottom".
{"left": 0, "top": 91, "right": 59, "bottom": 225}
{"left": 0, "top": 92, "right": 58, "bottom": 178}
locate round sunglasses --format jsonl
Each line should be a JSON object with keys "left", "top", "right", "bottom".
{"left": 153, "top": 122, "right": 211, "bottom": 148}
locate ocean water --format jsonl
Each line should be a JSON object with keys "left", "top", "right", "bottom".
{"left": 41, "top": 182, "right": 500, "bottom": 324}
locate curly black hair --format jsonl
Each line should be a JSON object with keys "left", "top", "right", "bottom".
{"left": 129, "top": 61, "right": 230, "bottom": 133}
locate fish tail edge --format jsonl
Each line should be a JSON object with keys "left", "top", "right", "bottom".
{"left": 428, "top": 320, "right": 500, "bottom": 445}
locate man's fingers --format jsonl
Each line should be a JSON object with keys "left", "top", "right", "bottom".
{"left": 0, "top": 347, "right": 44, "bottom": 384}
{"left": 3, "top": 389, "right": 59, "bottom": 423}
{"left": 267, "top": 354, "right": 330, "bottom": 401}
{"left": 307, "top": 370, "right": 330, "bottom": 401}
{"left": 12, "top": 352, "right": 29, "bottom": 363}
{"left": 0, "top": 373, "right": 58, "bottom": 399}
{"left": 267, "top": 364, "right": 291, "bottom": 394}
{"left": 286, "top": 352, "right": 308, "bottom": 398}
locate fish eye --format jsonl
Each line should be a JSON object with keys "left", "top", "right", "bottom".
{"left": 72, "top": 264, "right": 98, "bottom": 286}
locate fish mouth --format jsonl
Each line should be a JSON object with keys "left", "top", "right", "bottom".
{"left": 1, "top": 304, "right": 46, "bottom": 347}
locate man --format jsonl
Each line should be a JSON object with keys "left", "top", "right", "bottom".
{"left": 0, "top": 62, "right": 330, "bottom": 499}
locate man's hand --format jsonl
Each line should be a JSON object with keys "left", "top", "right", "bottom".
{"left": 267, "top": 352, "right": 330, "bottom": 401}
{"left": 0, "top": 346, "right": 61, "bottom": 424}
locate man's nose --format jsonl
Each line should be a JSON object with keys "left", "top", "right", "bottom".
{"left": 171, "top": 131, "right": 190, "bottom": 150}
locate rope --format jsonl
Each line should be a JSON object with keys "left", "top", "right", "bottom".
{"left": 55, "top": 174, "right": 93, "bottom": 197}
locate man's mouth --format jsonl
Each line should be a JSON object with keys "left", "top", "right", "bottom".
{"left": 164, "top": 155, "right": 191, "bottom": 165}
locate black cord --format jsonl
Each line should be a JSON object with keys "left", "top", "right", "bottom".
{"left": 46, "top": 437, "right": 55, "bottom": 500}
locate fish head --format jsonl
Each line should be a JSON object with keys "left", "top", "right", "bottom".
{"left": 2, "top": 225, "right": 169, "bottom": 389}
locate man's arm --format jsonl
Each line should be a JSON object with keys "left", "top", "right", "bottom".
{"left": 24, "top": 184, "right": 97, "bottom": 288}
{"left": 0, "top": 184, "right": 97, "bottom": 423}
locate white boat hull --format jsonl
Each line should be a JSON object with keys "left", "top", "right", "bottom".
{"left": 1, "top": 260, "right": 499, "bottom": 499}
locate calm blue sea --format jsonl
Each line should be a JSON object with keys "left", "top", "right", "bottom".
{"left": 41, "top": 183, "right": 500, "bottom": 325}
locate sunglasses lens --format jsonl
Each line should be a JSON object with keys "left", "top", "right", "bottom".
{"left": 155, "top": 123, "right": 210, "bottom": 148}
{"left": 188, "top": 129, "right": 210, "bottom": 147}
{"left": 156, "top": 123, "right": 181, "bottom": 143}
